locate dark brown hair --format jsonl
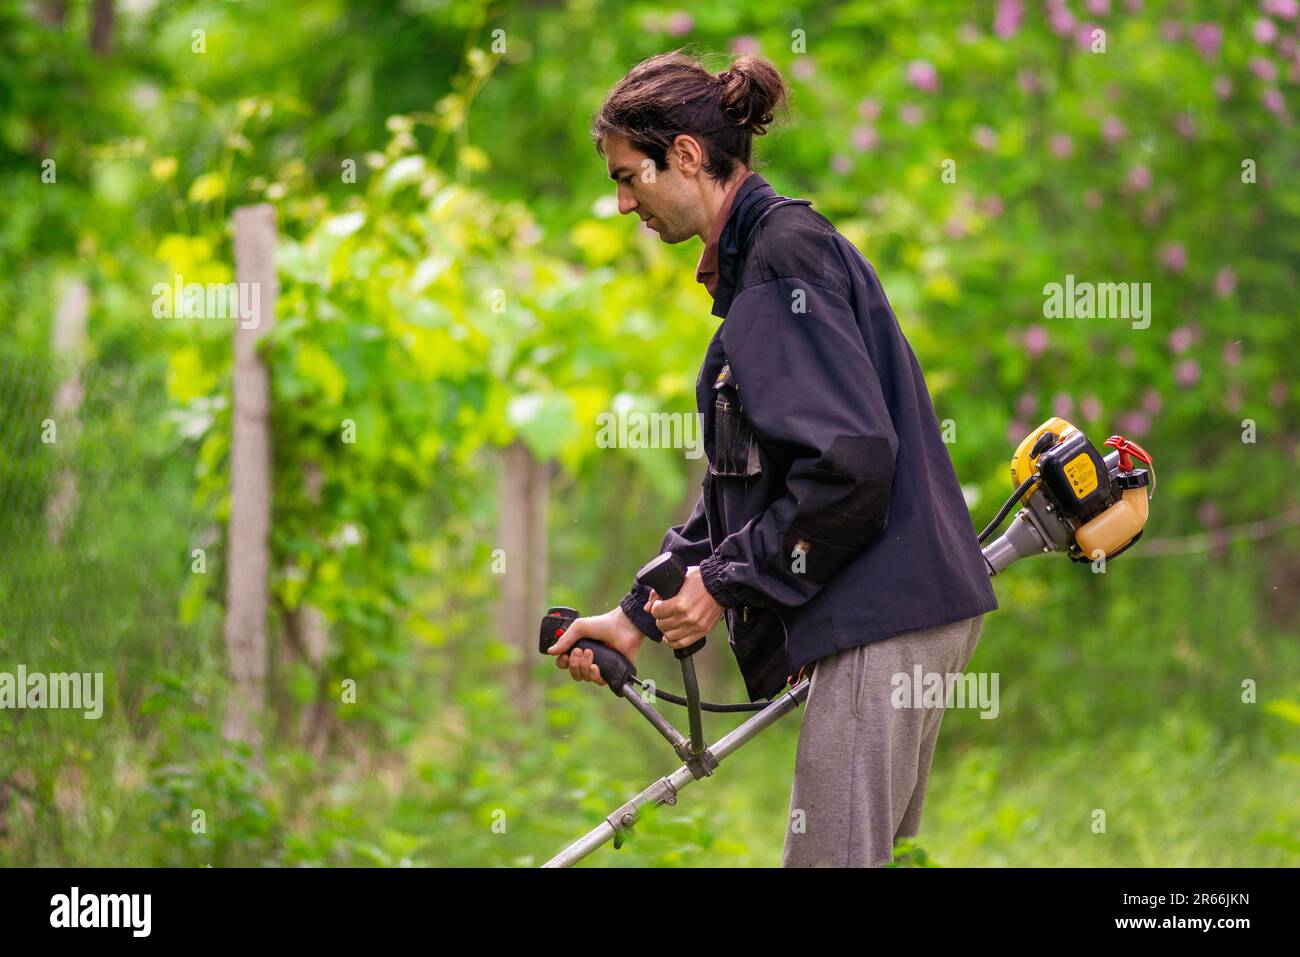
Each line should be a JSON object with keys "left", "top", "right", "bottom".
{"left": 592, "top": 50, "right": 788, "bottom": 183}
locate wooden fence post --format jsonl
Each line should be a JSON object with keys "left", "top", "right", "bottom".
{"left": 223, "top": 203, "right": 276, "bottom": 748}
{"left": 46, "top": 276, "right": 88, "bottom": 546}
{"left": 497, "top": 440, "right": 550, "bottom": 712}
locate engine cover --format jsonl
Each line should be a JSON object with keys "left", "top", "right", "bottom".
{"left": 1035, "top": 430, "right": 1117, "bottom": 524}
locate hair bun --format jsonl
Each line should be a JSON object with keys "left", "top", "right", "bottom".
{"left": 717, "top": 57, "right": 787, "bottom": 135}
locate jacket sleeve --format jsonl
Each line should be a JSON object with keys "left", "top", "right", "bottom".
{"left": 618, "top": 485, "right": 713, "bottom": 641}
{"left": 697, "top": 277, "right": 898, "bottom": 609}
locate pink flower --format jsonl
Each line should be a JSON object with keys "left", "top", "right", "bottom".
{"left": 858, "top": 98, "right": 882, "bottom": 121}
{"left": 1250, "top": 56, "right": 1279, "bottom": 81}
{"left": 900, "top": 103, "right": 925, "bottom": 125}
{"left": 1007, "top": 421, "right": 1028, "bottom": 446}
{"left": 1254, "top": 18, "right": 1279, "bottom": 44}
{"left": 1117, "top": 344, "right": 1137, "bottom": 367}
{"left": 981, "top": 194, "right": 1005, "bottom": 217}
{"left": 1126, "top": 165, "right": 1153, "bottom": 191}
{"left": 1174, "top": 359, "right": 1200, "bottom": 388}
{"left": 1048, "top": 2, "right": 1077, "bottom": 35}
{"left": 1018, "top": 69, "right": 1042, "bottom": 94}
{"left": 995, "top": 0, "right": 1024, "bottom": 38}
{"left": 1084, "top": 188, "right": 1103, "bottom": 209}
{"left": 1102, "top": 115, "right": 1126, "bottom": 143}
{"left": 1270, "top": 380, "right": 1288, "bottom": 406}
{"left": 1024, "top": 324, "right": 1050, "bottom": 357}
{"left": 1081, "top": 395, "right": 1103, "bottom": 420}
{"left": 851, "top": 126, "right": 879, "bottom": 151}
{"left": 1222, "top": 340, "right": 1242, "bottom": 366}
{"left": 1160, "top": 21, "right": 1182, "bottom": 43}
{"left": 830, "top": 155, "right": 852, "bottom": 175}
{"left": 973, "top": 125, "right": 999, "bottom": 149}
{"left": 665, "top": 12, "right": 694, "bottom": 36}
{"left": 1087, "top": 0, "right": 1111, "bottom": 13}
{"left": 1279, "top": 36, "right": 1296, "bottom": 58}
{"left": 792, "top": 58, "right": 816, "bottom": 80}
{"left": 1175, "top": 114, "right": 1197, "bottom": 139}
{"left": 1141, "top": 389, "right": 1162, "bottom": 415}
{"left": 1213, "top": 267, "right": 1236, "bottom": 298}
{"left": 730, "top": 35, "right": 761, "bottom": 56}
{"left": 1213, "top": 75, "right": 1233, "bottom": 99}
{"left": 1264, "top": 0, "right": 1298, "bottom": 20}
{"left": 1168, "top": 325, "right": 1194, "bottom": 354}
{"left": 1077, "top": 24, "right": 1102, "bottom": 50}
{"left": 1225, "top": 384, "right": 1243, "bottom": 413}
{"left": 1197, "top": 500, "right": 1221, "bottom": 528}
{"left": 1190, "top": 23, "right": 1223, "bottom": 60}
{"left": 1119, "top": 412, "right": 1150, "bottom": 436}
{"left": 1052, "top": 392, "right": 1074, "bottom": 418}
{"left": 958, "top": 22, "right": 983, "bottom": 44}
{"left": 1016, "top": 392, "right": 1036, "bottom": 417}
{"left": 1125, "top": 0, "right": 1142, "bottom": 12}
{"left": 1263, "top": 88, "right": 1286, "bottom": 114}
{"left": 945, "top": 216, "right": 968, "bottom": 239}
{"left": 1160, "top": 242, "right": 1187, "bottom": 273}
{"left": 1050, "top": 133, "right": 1075, "bottom": 158}
{"left": 907, "top": 59, "right": 940, "bottom": 93}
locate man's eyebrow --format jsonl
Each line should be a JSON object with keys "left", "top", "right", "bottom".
{"left": 608, "top": 166, "right": 633, "bottom": 181}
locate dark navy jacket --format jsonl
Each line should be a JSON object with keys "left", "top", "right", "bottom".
{"left": 620, "top": 173, "right": 997, "bottom": 700}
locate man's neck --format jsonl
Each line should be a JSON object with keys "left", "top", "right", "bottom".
{"left": 696, "top": 168, "right": 751, "bottom": 242}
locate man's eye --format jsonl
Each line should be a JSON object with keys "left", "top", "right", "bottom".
{"left": 621, "top": 177, "right": 633, "bottom": 187}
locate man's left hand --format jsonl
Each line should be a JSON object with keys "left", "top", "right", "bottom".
{"left": 644, "top": 565, "right": 725, "bottom": 650}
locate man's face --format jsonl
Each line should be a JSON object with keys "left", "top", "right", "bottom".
{"left": 603, "top": 133, "right": 701, "bottom": 244}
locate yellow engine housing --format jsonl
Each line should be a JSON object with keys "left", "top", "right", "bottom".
{"left": 1075, "top": 486, "right": 1150, "bottom": 559}
{"left": 1004, "top": 416, "right": 1151, "bottom": 562}
{"left": 1011, "top": 416, "right": 1079, "bottom": 500}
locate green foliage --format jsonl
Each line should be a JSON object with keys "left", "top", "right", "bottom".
{"left": 1, "top": 0, "right": 1297, "bottom": 868}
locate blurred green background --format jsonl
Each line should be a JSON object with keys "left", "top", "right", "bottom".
{"left": 1, "top": 0, "right": 1298, "bottom": 866}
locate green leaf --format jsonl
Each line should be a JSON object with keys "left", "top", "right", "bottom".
{"left": 506, "top": 392, "right": 579, "bottom": 461}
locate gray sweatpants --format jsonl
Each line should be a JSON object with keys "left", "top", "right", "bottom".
{"left": 781, "top": 615, "right": 984, "bottom": 867}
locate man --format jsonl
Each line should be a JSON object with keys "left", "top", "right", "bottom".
{"left": 548, "top": 51, "right": 998, "bottom": 867}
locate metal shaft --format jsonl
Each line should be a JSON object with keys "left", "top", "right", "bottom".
{"left": 680, "top": 657, "right": 706, "bottom": 755}
{"left": 542, "top": 678, "right": 810, "bottom": 867}
{"left": 618, "top": 682, "right": 689, "bottom": 752}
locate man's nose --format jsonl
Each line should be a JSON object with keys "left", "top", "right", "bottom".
{"left": 617, "top": 192, "right": 638, "bottom": 216}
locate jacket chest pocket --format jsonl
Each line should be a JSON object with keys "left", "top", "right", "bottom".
{"left": 710, "top": 361, "right": 762, "bottom": 478}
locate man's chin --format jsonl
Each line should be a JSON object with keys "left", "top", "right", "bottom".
{"left": 640, "top": 219, "right": 681, "bottom": 243}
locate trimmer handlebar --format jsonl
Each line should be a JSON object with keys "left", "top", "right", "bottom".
{"left": 536, "top": 553, "right": 703, "bottom": 697}
{"left": 633, "top": 553, "right": 704, "bottom": 659}
{"left": 538, "top": 607, "right": 637, "bottom": 695}
{"left": 536, "top": 553, "right": 806, "bottom": 865}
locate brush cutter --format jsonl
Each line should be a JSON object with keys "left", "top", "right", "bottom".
{"left": 537, "top": 416, "right": 1154, "bottom": 866}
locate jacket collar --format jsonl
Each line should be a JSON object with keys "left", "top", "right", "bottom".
{"left": 696, "top": 171, "right": 755, "bottom": 296}
{"left": 708, "top": 172, "right": 787, "bottom": 318}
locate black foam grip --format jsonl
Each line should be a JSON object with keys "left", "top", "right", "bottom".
{"left": 635, "top": 552, "right": 685, "bottom": 598}
{"left": 635, "top": 554, "right": 706, "bottom": 659}
{"left": 538, "top": 608, "right": 635, "bottom": 694}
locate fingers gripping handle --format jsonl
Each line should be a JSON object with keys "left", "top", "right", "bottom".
{"left": 538, "top": 607, "right": 636, "bottom": 695}
{"left": 635, "top": 553, "right": 706, "bottom": 660}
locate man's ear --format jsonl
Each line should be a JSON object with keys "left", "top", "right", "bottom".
{"left": 670, "top": 134, "right": 705, "bottom": 178}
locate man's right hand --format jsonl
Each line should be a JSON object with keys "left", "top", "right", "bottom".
{"left": 547, "top": 606, "right": 645, "bottom": 686}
